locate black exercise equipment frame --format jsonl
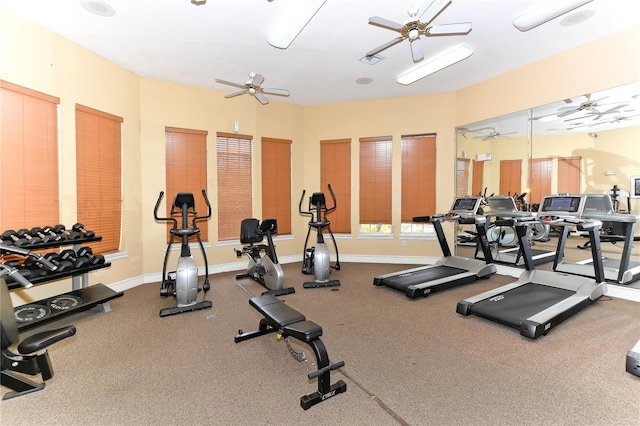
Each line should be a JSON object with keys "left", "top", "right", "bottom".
{"left": 234, "top": 294, "right": 346, "bottom": 409}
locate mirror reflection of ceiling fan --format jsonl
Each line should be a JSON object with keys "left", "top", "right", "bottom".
{"left": 215, "top": 72, "right": 290, "bottom": 105}
{"left": 563, "top": 103, "right": 628, "bottom": 122}
{"left": 567, "top": 112, "right": 640, "bottom": 131}
{"left": 455, "top": 126, "right": 492, "bottom": 139}
{"left": 366, "top": 0, "right": 472, "bottom": 63}
{"left": 473, "top": 129, "right": 517, "bottom": 141}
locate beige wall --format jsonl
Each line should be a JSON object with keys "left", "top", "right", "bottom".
{"left": 1, "top": 7, "right": 638, "bottom": 303}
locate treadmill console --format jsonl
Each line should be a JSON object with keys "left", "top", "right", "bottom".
{"left": 538, "top": 195, "right": 583, "bottom": 218}
{"left": 449, "top": 196, "right": 481, "bottom": 216}
{"left": 581, "top": 194, "right": 614, "bottom": 216}
{"left": 487, "top": 196, "right": 518, "bottom": 214}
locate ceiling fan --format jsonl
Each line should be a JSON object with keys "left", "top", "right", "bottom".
{"left": 473, "top": 129, "right": 518, "bottom": 141}
{"left": 215, "top": 72, "right": 290, "bottom": 105}
{"left": 366, "top": 0, "right": 472, "bottom": 63}
{"left": 563, "top": 103, "right": 628, "bottom": 122}
{"left": 556, "top": 94, "right": 610, "bottom": 118}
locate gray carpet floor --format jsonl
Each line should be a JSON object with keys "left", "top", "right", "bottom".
{"left": 2, "top": 262, "right": 639, "bottom": 425}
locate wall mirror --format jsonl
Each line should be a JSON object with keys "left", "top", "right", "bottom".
{"left": 455, "top": 81, "right": 640, "bottom": 291}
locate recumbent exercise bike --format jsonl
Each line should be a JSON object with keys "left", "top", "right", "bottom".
{"left": 234, "top": 218, "right": 294, "bottom": 296}
{"left": 153, "top": 190, "right": 213, "bottom": 317}
{"left": 298, "top": 184, "right": 341, "bottom": 288}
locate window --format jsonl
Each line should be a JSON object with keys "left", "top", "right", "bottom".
{"left": 261, "top": 137, "right": 291, "bottom": 235}
{"left": 359, "top": 136, "right": 392, "bottom": 234}
{"left": 217, "top": 132, "right": 252, "bottom": 241}
{"left": 165, "top": 127, "right": 209, "bottom": 242}
{"left": 0, "top": 81, "right": 60, "bottom": 233}
{"left": 76, "top": 105, "right": 123, "bottom": 253}
{"left": 401, "top": 134, "right": 436, "bottom": 234}
{"left": 320, "top": 139, "right": 351, "bottom": 234}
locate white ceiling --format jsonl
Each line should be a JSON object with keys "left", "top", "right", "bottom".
{"left": 1, "top": 0, "right": 639, "bottom": 107}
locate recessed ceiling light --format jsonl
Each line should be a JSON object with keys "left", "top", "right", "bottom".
{"left": 79, "top": 0, "right": 116, "bottom": 17}
{"left": 355, "top": 77, "right": 373, "bottom": 85}
{"left": 560, "top": 9, "right": 595, "bottom": 27}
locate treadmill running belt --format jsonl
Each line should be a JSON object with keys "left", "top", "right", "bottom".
{"left": 469, "top": 283, "right": 574, "bottom": 329}
{"left": 382, "top": 266, "right": 466, "bottom": 289}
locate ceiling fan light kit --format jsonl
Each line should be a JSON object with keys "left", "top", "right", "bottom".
{"left": 513, "top": 0, "right": 593, "bottom": 32}
{"left": 396, "top": 45, "right": 473, "bottom": 85}
{"left": 366, "top": 0, "right": 472, "bottom": 64}
{"left": 267, "top": 0, "right": 326, "bottom": 49}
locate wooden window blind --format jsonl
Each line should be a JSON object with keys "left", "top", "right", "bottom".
{"left": 529, "top": 158, "right": 552, "bottom": 204}
{"left": 165, "top": 127, "right": 209, "bottom": 242}
{"left": 359, "top": 136, "right": 392, "bottom": 224}
{"left": 321, "top": 139, "right": 351, "bottom": 233}
{"left": 402, "top": 135, "right": 436, "bottom": 221}
{"left": 0, "top": 81, "right": 60, "bottom": 233}
{"left": 217, "top": 132, "right": 252, "bottom": 241}
{"left": 499, "top": 159, "right": 522, "bottom": 197}
{"left": 76, "top": 104, "right": 123, "bottom": 254}
{"left": 558, "top": 157, "right": 581, "bottom": 194}
{"left": 261, "top": 137, "right": 292, "bottom": 235}
{"left": 471, "top": 160, "right": 484, "bottom": 197}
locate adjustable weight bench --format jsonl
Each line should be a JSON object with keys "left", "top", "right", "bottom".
{"left": 234, "top": 294, "right": 346, "bottom": 409}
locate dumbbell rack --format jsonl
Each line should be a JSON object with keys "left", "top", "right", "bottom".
{"left": 2, "top": 234, "right": 122, "bottom": 332}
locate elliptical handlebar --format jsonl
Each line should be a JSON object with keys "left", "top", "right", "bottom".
{"left": 153, "top": 191, "right": 178, "bottom": 229}
{"left": 192, "top": 189, "right": 212, "bottom": 228}
{"left": 299, "top": 189, "right": 313, "bottom": 219}
{"left": 325, "top": 184, "right": 337, "bottom": 215}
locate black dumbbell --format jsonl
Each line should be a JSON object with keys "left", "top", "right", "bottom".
{"left": 22, "top": 256, "right": 50, "bottom": 277}
{"left": 72, "top": 223, "right": 96, "bottom": 239}
{"left": 2, "top": 260, "right": 33, "bottom": 282}
{"left": 30, "top": 227, "right": 54, "bottom": 244}
{"left": 76, "top": 246, "right": 105, "bottom": 265}
{"left": 59, "top": 249, "right": 89, "bottom": 269}
{"left": 2, "top": 230, "right": 29, "bottom": 247}
{"left": 16, "top": 229, "right": 41, "bottom": 245}
{"left": 51, "top": 224, "right": 81, "bottom": 240}
{"left": 41, "top": 225, "right": 65, "bottom": 242}
{"left": 42, "top": 252, "right": 73, "bottom": 273}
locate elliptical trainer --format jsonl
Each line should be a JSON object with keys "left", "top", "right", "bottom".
{"left": 153, "top": 190, "right": 213, "bottom": 317}
{"left": 234, "top": 218, "right": 294, "bottom": 296}
{"left": 298, "top": 184, "right": 341, "bottom": 288}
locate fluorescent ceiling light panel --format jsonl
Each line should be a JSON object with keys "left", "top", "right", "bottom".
{"left": 396, "top": 45, "right": 473, "bottom": 85}
{"left": 513, "top": 0, "right": 593, "bottom": 32}
{"left": 268, "top": 0, "right": 326, "bottom": 49}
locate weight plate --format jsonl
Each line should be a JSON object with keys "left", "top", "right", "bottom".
{"left": 48, "top": 294, "right": 83, "bottom": 310}
{"left": 15, "top": 304, "right": 51, "bottom": 322}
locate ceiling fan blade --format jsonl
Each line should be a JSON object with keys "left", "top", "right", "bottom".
{"left": 366, "top": 36, "right": 405, "bottom": 57}
{"left": 591, "top": 104, "right": 627, "bottom": 120}
{"left": 224, "top": 90, "right": 247, "bottom": 99}
{"left": 557, "top": 109, "right": 580, "bottom": 118}
{"left": 251, "top": 73, "right": 265, "bottom": 87}
{"left": 410, "top": 38, "right": 424, "bottom": 62}
{"left": 427, "top": 22, "right": 472, "bottom": 35}
{"left": 254, "top": 93, "right": 269, "bottom": 105}
{"left": 262, "top": 88, "right": 290, "bottom": 97}
{"left": 368, "top": 16, "right": 404, "bottom": 32}
{"left": 419, "top": 0, "right": 452, "bottom": 27}
{"left": 215, "top": 79, "right": 246, "bottom": 89}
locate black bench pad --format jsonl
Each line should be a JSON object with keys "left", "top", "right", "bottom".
{"left": 283, "top": 320, "right": 323, "bottom": 342}
{"left": 250, "top": 294, "right": 305, "bottom": 327}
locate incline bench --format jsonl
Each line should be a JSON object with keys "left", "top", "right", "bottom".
{"left": 234, "top": 294, "right": 346, "bottom": 409}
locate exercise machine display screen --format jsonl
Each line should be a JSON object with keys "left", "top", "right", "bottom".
{"left": 582, "top": 194, "right": 614, "bottom": 215}
{"left": 488, "top": 196, "right": 517, "bottom": 213}
{"left": 450, "top": 197, "right": 480, "bottom": 215}
{"left": 539, "top": 196, "right": 581, "bottom": 214}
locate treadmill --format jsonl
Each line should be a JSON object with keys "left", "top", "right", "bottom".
{"left": 475, "top": 195, "right": 555, "bottom": 266}
{"left": 553, "top": 193, "right": 640, "bottom": 285}
{"left": 373, "top": 196, "right": 497, "bottom": 298}
{"left": 457, "top": 194, "right": 608, "bottom": 339}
